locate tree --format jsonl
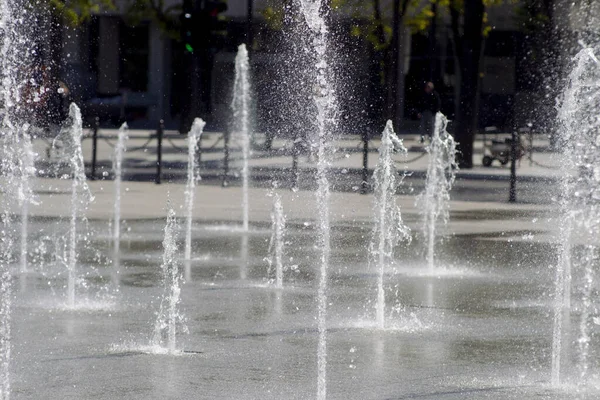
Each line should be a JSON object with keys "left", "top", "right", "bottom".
{"left": 29, "top": 1, "right": 115, "bottom": 124}
{"left": 124, "top": 0, "right": 228, "bottom": 131}
{"left": 262, "top": 0, "right": 432, "bottom": 132}
{"left": 515, "top": 0, "right": 563, "bottom": 147}
{"left": 43, "top": 0, "right": 117, "bottom": 73}
{"left": 446, "top": 0, "right": 485, "bottom": 168}
{"left": 342, "top": 0, "right": 433, "bottom": 130}
{"left": 122, "top": 0, "right": 183, "bottom": 38}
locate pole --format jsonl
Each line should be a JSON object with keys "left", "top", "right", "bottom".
{"left": 91, "top": 116, "right": 99, "bottom": 180}
{"left": 509, "top": 130, "right": 517, "bottom": 203}
{"left": 247, "top": 0, "right": 253, "bottom": 48}
{"left": 156, "top": 119, "right": 164, "bottom": 184}
{"left": 361, "top": 131, "right": 369, "bottom": 194}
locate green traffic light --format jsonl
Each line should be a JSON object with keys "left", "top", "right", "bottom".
{"left": 185, "top": 43, "right": 194, "bottom": 53}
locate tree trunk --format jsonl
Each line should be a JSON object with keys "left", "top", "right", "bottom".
{"left": 385, "top": 0, "right": 401, "bottom": 126}
{"left": 541, "top": 0, "right": 562, "bottom": 149}
{"left": 368, "top": 0, "right": 386, "bottom": 130}
{"left": 384, "top": 0, "right": 411, "bottom": 130}
{"left": 454, "top": 0, "right": 484, "bottom": 168}
{"left": 427, "top": 1, "right": 437, "bottom": 82}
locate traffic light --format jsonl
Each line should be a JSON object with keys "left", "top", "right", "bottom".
{"left": 180, "top": 1, "right": 228, "bottom": 53}
{"left": 204, "top": 1, "right": 227, "bottom": 17}
{"left": 181, "top": 0, "right": 195, "bottom": 54}
{"left": 203, "top": 1, "right": 228, "bottom": 47}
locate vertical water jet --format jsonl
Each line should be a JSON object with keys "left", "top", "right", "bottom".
{"left": 552, "top": 46, "right": 600, "bottom": 386}
{"left": 266, "top": 190, "right": 286, "bottom": 288}
{"left": 297, "top": 1, "right": 336, "bottom": 397}
{"left": 18, "top": 131, "right": 35, "bottom": 274}
{"left": 417, "top": 113, "right": 457, "bottom": 271}
{"left": 232, "top": 44, "right": 251, "bottom": 232}
{"left": 112, "top": 123, "right": 128, "bottom": 285}
{"left": 53, "top": 103, "right": 93, "bottom": 308}
{"left": 152, "top": 209, "right": 185, "bottom": 353}
{"left": 0, "top": 0, "right": 37, "bottom": 393}
{"left": 369, "top": 121, "right": 410, "bottom": 329}
{"left": 184, "top": 118, "right": 205, "bottom": 281}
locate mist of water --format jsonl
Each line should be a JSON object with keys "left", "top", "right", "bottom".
{"left": 552, "top": 46, "right": 600, "bottom": 387}
{"left": 298, "top": 1, "right": 336, "bottom": 398}
{"left": 232, "top": 44, "right": 251, "bottom": 232}
{"left": 369, "top": 121, "right": 410, "bottom": 329}
{"left": 184, "top": 118, "right": 205, "bottom": 281}
{"left": 417, "top": 113, "right": 457, "bottom": 271}
{"left": 152, "top": 209, "right": 186, "bottom": 353}
{"left": 53, "top": 103, "right": 94, "bottom": 308}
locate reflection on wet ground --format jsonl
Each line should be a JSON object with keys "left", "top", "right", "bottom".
{"left": 10, "top": 215, "right": 600, "bottom": 399}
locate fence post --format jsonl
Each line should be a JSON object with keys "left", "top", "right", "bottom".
{"left": 90, "top": 116, "right": 99, "bottom": 180}
{"left": 509, "top": 130, "right": 517, "bottom": 203}
{"left": 155, "top": 119, "right": 164, "bottom": 185}
{"left": 222, "top": 129, "right": 230, "bottom": 187}
{"left": 360, "top": 131, "right": 369, "bottom": 194}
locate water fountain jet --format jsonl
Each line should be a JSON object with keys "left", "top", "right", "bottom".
{"left": 18, "top": 130, "right": 36, "bottom": 274}
{"left": 369, "top": 120, "right": 410, "bottom": 329}
{"left": 152, "top": 209, "right": 186, "bottom": 354}
{"left": 0, "top": 0, "right": 34, "bottom": 393}
{"left": 112, "top": 122, "right": 128, "bottom": 286}
{"left": 53, "top": 103, "right": 93, "bottom": 308}
{"left": 297, "top": 1, "right": 336, "bottom": 397}
{"left": 184, "top": 118, "right": 205, "bottom": 282}
{"left": 552, "top": 45, "right": 600, "bottom": 387}
{"left": 232, "top": 44, "right": 251, "bottom": 232}
{"left": 417, "top": 113, "right": 457, "bottom": 272}
{"left": 266, "top": 189, "right": 286, "bottom": 288}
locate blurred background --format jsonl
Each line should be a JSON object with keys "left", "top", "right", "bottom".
{"left": 31, "top": 1, "right": 592, "bottom": 146}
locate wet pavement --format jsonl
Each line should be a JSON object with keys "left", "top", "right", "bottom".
{"left": 8, "top": 205, "right": 600, "bottom": 399}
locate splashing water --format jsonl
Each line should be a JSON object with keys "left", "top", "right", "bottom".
{"left": 298, "top": 1, "right": 336, "bottom": 398}
{"left": 416, "top": 113, "right": 457, "bottom": 271}
{"left": 232, "top": 44, "right": 251, "bottom": 232}
{"left": 369, "top": 121, "right": 410, "bottom": 329}
{"left": 152, "top": 209, "right": 186, "bottom": 354}
{"left": 18, "top": 130, "right": 36, "bottom": 274}
{"left": 552, "top": 46, "right": 600, "bottom": 387}
{"left": 184, "top": 118, "right": 205, "bottom": 281}
{"left": 266, "top": 190, "right": 286, "bottom": 288}
{"left": 53, "top": 103, "right": 94, "bottom": 308}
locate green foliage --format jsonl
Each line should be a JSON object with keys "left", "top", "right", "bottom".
{"left": 261, "top": 5, "right": 285, "bottom": 31}
{"left": 441, "top": 0, "right": 516, "bottom": 38}
{"left": 123, "top": 0, "right": 182, "bottom": 39}
{"left": 514, "top": 0, "right": 551, "bottom": 35}
{"left": 405, "top": 2, "right": 435, "bottom": 33}
{"left": 261, "top": 0, "right": 434, "bottom": 51}
{"left": 344, "top": 0, "right": 434, "bottom": 48}
{"left": 44, "top": 0, "right": 116, "bottom": 25}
